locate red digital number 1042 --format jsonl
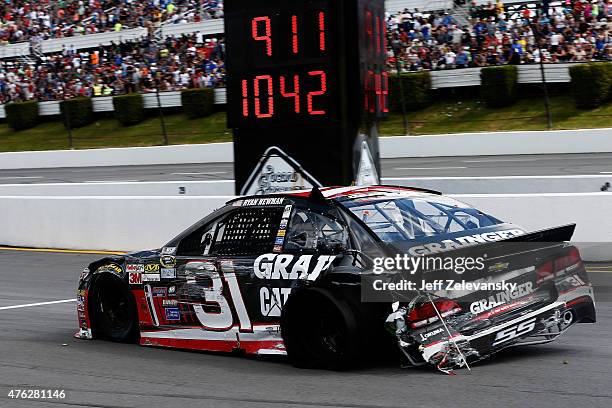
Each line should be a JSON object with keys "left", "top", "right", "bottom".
{"left": 241, "top": 71, "right": 327, "bottom": 119}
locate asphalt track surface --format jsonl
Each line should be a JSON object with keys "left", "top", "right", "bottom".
{"left": 1, "top": 249, "right": 611, "bottom": 408}
{"left": 3, "top": 153, "right": 612, "bottom": 184}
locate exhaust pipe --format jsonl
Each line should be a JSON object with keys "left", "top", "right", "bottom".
{"left": 562, "top": 310, "right": 574, "bottom": 325}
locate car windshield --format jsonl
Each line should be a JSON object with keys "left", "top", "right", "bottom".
{"left": 340, "top": 193, "right": 502, "bottom": 242}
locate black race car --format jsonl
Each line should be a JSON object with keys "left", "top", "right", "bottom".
{"left": 76, "top": 186, "right": 596, "bottom": 371}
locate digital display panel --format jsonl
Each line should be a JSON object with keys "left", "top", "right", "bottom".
{"left": 225, "top": 0, "right": 339, "bottom": 127}
{"left": 360, "top": 0, "right": 389, "bottom": 118}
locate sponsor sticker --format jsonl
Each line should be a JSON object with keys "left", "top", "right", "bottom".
{"left": 142, "top": 273, "right": 161, "bottom": 282}
{"left": 162, "top": 299, "right": 178, "bottom": 307}
{"left": 129, "top": 272, "right": 142, "bottom": 285}
{"left": 161, "top": 247, "right": 177, "bottom": 255}
{"left": 105, "top": 264, "right": 123, "bottom": 275}
{"left": 254, "top": 254, "right": 336, "bottom": 281}
{"left": 279, "top": 219, "right": 288, "bottom": 229}
{"left": 145, "top": 264, "right": 160, "bottom": 272}
{"left": 152, "top": 287, "right": 167, "bottom": 297}
{"left": 126, "top": 264, "right": 144, "bottom": 273}
{"left": 160, "top": 255, "right": 176, "bottom": 268}
{"left": 282, "top": 205, "right": 293, "bottom": 218}
{"left": 272, "top": 245, "right": 283, "bottom": 253}
{"left": 168, "top": 286, "right": 177, "bottom": 296}
{"left": 165, "top": 307, "right": 180, "bottom": 321}
{"left": 274, "top": 237, "right": 285, "bottom": 245}
{"left": 419, "top": 327, "right": 445, "bottom": 342}
{"left": 161, "top": 268, "right": 176, "bottom": 279}
{"left": 276, "top": 230, "right": 286, "bottom": 237}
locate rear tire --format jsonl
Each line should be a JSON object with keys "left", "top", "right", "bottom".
{"left": 89, "top": 274, "right": 139, "bottom": 343}
{"left": 281, "top": 288, "right": 361, "bottom": 369}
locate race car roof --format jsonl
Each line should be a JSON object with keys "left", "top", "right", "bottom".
{"left": 226, "top": 185, "right": 441, "bottom": 205}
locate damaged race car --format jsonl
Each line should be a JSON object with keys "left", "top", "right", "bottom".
{"left": 75, "top": 186, "right": 596, "bottom": 371}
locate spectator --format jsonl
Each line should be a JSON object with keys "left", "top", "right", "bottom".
{"left": 386, "top": 0, "right": 611, "bottom": 72}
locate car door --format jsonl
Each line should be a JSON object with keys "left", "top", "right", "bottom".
{"left": 155, "top": 202, "right": 289, "bottom": 352}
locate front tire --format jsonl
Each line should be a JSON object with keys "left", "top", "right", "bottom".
{"left": 89, "top": 274, "right": 139, "bottom": 343}
{"left": 281, "top": 288, "right": 360, "bottom": 369}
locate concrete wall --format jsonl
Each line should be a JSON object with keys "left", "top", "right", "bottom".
{"left": 2, "top": 128, "right": 612, "bottom": 170}
{"left": 0, "top": 142, "right": 233, "bottom": 170}
{"left": 0, "top": 193, "right": 610, "bottom": 260}
{"left": 0, "top": 196, "right": 231, "bottom": 251}
{"left": 0, "top": 180, "right": 235, "bottom": 196}
{"left": 379, "top": 128, "right": 612, "bottom": 158}
{"left": 382, "top": 175, "right": 612, "bottom": 194}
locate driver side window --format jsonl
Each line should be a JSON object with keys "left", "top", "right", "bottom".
{"left": 284, "top": 208, "right": 348, "bottom": 254}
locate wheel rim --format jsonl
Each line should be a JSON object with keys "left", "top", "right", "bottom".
{"left": 98, "top": 284, "right": 130, "bottom": 332}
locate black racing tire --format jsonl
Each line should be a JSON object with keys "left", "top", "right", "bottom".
{"left": 281, "top": 288, "right": 361, "bottom": 369}
{"left": 89, "top": 273, "right": 139, "bottom": 343}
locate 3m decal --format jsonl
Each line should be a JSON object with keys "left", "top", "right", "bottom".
{"left": 129, "top": 272, "right": 142, "bottom": 285}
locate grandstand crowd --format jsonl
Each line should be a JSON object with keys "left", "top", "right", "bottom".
{"left": 388, "top": 0, "right": 611, "bottom": 70}
{"left": 0, "top": 33, "right": 225, "bottom": 103}
{"left": 0, "top": 1, "right": 223, "bottom": 44}
{"left": 0, "top": 0, "right": 609, "bottom": 103}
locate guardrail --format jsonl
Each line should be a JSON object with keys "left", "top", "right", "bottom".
{"left": 0, "top": 89, "right": 227, "bottom": 119}
{"left": 429, "top": 64, "right": 573, "bottom": 89}
{"left": 0, "top": 192, "right": 609, "bottom": 261}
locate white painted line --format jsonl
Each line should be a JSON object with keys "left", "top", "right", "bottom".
{"left": 85, "top": 180, "right": 139, "bottom": 183}
{"left": 600, "top": 172, "right": 612, "bottom": 174}
{"left": 394, "top": 167, "right": 467, "bottom": 171}
{"left": 0, "top": 176, "right": 43, "bottom": 180}
{"left": 0, "top": 299, "right": 75, "bottom": 311}
{"left": 171, "top": 172, "right": 228, "bottom": 176}
{"left": 463, "top": 158, "right": 538, "bottom": 163}
{"left": 382, "top": 174, "right": 612, "bottom": 181}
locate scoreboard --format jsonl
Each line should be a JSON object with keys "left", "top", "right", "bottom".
{"left": 225, "top": 0, "right": 387, "bottom": 191}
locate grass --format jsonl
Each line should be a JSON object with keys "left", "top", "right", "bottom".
{"left": 379, "top": 95, "right": 612, "bottom": 136}
{"left": 0, "top": 96, "right": 610, "bottom": 152}
{"left": 0, "top": 112, "right": 231, "bottom": 152}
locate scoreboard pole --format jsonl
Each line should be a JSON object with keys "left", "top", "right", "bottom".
{"left": 224, "top": 0, "right": 388, "bottom": 193}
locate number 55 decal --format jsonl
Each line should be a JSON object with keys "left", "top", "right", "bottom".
{"left": 492, "top": 317, "right": 537, "bottom": 346}
{"left": 186, "top": 261, "right": 252, "bottom": 332}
